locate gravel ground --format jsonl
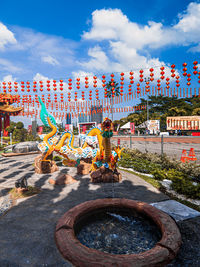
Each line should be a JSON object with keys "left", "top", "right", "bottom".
{"left": 0, "top": 154, "right": 200, "bottom": 266}
{"left": 167, "top": 216, "right": 200, "bottom": 267}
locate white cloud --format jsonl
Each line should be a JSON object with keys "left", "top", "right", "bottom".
{"left": 0, "top": 74, "right": 17, "bottom": 88}
{"left": 41, "top": 55, "right": 59, "bottom": 65}
{"left": 79, "top": 5, "right": 200, "bottom": 76}
{"left": 0, "top": 22, "right": 17, "bottom": 50}
{"left": 174, "top": 2, "right": 200, "bottom": 33}
{"left": 2, "top": 74, "right": 16, "bottom": 82}
{"left": 0, "top": 58, "right": 22, "bottom": 73}
{"left": 82, "top": 9, "right": 168, "bottom": 49}
{"left": 83, "top": 5, "right": 200, "bottom": 50}
{"left": 79, "top": 46, "right": 110, "bottom": 71}
{"left": 0, "top": 26, "right": 78, "bottom": 78}
{"left": 33, "top": 73, "right": 49, "bottom": 82}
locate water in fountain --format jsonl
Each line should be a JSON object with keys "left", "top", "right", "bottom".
{"left": 75, "top": 208, "right": 162, "bottom": 255}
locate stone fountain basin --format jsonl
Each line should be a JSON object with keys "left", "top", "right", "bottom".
{"left": 55, "top": 198, "right": 181, "bottom": 267}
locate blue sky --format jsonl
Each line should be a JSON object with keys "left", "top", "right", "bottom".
{"left": 1, "top": 0, "right": 200, "bottom": 125}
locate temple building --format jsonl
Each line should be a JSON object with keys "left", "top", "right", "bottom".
{"left": 0, "top": 93, "right": 22, "bottom": 136}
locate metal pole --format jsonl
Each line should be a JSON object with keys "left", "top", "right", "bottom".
{"left": 1, "top": 131, "right": 3, "bottom": 146}
{"left": 10, "top": 132, "right": 12, "bottom": 145}
{"left": 111, "top": 96, "right": 113, "bottom": 121}
{"left": 147, "top": 97, "right": 149, "bottom": 121}
{"left": 161, "top": 135, "right": 164, "bottom": 157}
{"left": 130, "top": 132, "right": 132, "bottom": 148}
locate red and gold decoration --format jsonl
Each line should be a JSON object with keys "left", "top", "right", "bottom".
{"left": 171, "top": 64, "right": 175, "bottom": 78}
{"left": 128, "top": 71, "right": 134, "bottom": 95}
{"left": 120, "top": 72, "right": 124, "bottom": 96}
{"left": 1, "top": 61, "right": 200, "bottom": 121}
{"left": 0, "top": 93, "right": 22, "bottom": 136}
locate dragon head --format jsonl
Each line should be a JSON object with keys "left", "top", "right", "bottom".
{"left": 101, "top": 118, "right": 113, "bottom": 138}
{"left": 38, "top": 96, "right": 57, "bottom": 127}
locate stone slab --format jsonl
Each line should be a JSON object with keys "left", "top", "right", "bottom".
{"left": 151, "top": 200, "right": 200, "bottom": 222}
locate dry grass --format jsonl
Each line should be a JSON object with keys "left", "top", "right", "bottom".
{"left": 9, "top": 186, "right": 41, "bottom": 199}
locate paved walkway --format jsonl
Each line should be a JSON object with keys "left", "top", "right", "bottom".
{"left": 0, "top": 154, "right": 199, "bottom": 266}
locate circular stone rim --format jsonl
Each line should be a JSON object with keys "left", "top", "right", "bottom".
{"left": 55, "top": 198, "right": 181, "bottom": 267}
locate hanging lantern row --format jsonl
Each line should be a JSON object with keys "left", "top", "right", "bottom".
{"left": 128, "top": 71, "right": 134, "bottom": 95}
{"left": 94, "top": 76, "right": 99, "bottom": 100}
{"left": 120, "top": 72, "right": 124, "bottom": 96}
{"left": 160, "top": 66, "right": 165, "bottom": 80}
{"left": 102, "top": 75, "right": 107, "bottom": 98}
{"left": 1, "top": 62, "right": 200, "bottom": 96}
{"left": 166, "top": 77, "right": 170, "bottom": 89}
{"left": 85, "top": 77, "right": 89, "bottom": 89}
{"left": 110, "top": 73, "right": 115, "bottom": 98}
{"left": 176, "top": 75, "right": 180, "bottom": 88}
{"left": 137, "top": 82, "right": 140, "bottom": 94}
{"left": 76, "top": 78, "right": 80, "bottom": 90}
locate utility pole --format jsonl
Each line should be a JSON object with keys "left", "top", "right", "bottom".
{"left": 111, "top": 96, "right": 114, "bottom": 122}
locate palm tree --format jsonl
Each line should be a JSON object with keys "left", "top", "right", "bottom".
{"left": 105, "top": 81, "right": 120, "bottom": 121}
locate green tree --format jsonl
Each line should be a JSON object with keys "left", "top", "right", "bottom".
{"left": 13, "top": 128, "right": 27, "bottom": 142}
{"left": 168, "top": 107, "right": 187, "bottom": 116}
{"left": 192, "top": 108, "right": 200, "bottom": 115}
{"left": 16, "top": 121, "right": 24, "bottom": 129}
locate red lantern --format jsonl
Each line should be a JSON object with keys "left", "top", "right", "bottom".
{"left": 193, "top": 63, "right": 198, "bottom": 75}
{"left": 93, "top": 75, "right": 97, "bottom": 90}
{"left": 171, "top": 65, "right": 175, "bottom": 78}
{"left": 160, "top": 66, "right": 165, "bottom": 80}
{"left": 85, "top": 77, "right": 89, "bottom": 88}
{"left": 149, "top": 68, "right": 154, "bottom": 82}
{"left": 120, "top": 72, "right": 124, "bottom": 96}
{"left": 76, "top": 78, "right": 80, "bottom": 90}
{"left": 129, "top": 72, "right": 134, "bottom": 94}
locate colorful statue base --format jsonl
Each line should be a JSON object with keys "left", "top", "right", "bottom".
{"left": 77, "top": 158, "right": 92, "bottom": 175}
{"left": 34, "top": 153, "right": 58, "bottom": 174}
{"left": 90, "top": 166, "right": 122, "bottom": 183}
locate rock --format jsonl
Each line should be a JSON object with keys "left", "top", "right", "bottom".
{"left": 161, "top": 179, "right": 172, "bottom": 190}
{"left": 77, "top": 161, "right": 92, "bottom": 175}
{"left": 49, "top": 174, "right": 77, "bottom": 185}
{"left": 80, "top": 158, "right": 92, "bottom": 164}
{"left": 99, "top": 166, "right": 106, "bottom": 174}
{"left": 12, "top": 141, "right": 39, "bottom": 153}
{"left": 90, "top": 168, "right": 121, "bottom": 183}
{"left": 34, "top": 153, "right": 59, "bottom": 174}
{"left": 90, "top": 169, "right": 102, "bottom": 180}
{"left": 14, "top": 188, "right": 28, "bottom": 194}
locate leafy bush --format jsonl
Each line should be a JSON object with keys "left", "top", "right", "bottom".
{"left": 13, "top": 128, "right": 27, "bottom": 142}
{"left": 171, "top": 176, "right": 200, "bottom": 199}
{"left": 120, "top": 149, "right": 200, "bottom": 199}
{"left": 16, "top": 122, "right": 24, "bottom": 129}
{"left": 25, "top": 133, "right": 40, "bottom": 142}
{"left": 151, "top": 169, "right": 167, "bottom": 180}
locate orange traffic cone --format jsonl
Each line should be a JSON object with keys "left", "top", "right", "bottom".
{"left": 180, "top": 149, "right": 189, "bottom": 163}
{"left": 188, "top": 148, "right": 197, "bottom": 161}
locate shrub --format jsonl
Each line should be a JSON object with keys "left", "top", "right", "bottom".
{"left": 151, "top": 169, "right": 167, "bottom": 180}
{"left": 13, "top": 128, "right": 27, "bottom": 142}
{"left": 16, "top": 122, "right": 24, "bottom": 129}
{"left": 120, "top": 148, "right": 200, "bottom": 199}
{"left": 171, "top": 176, "right": 200, "bottom": 199}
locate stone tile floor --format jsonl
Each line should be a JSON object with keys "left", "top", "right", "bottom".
{"left": 0, "top": 154, "right": 199, "bottom": 267}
